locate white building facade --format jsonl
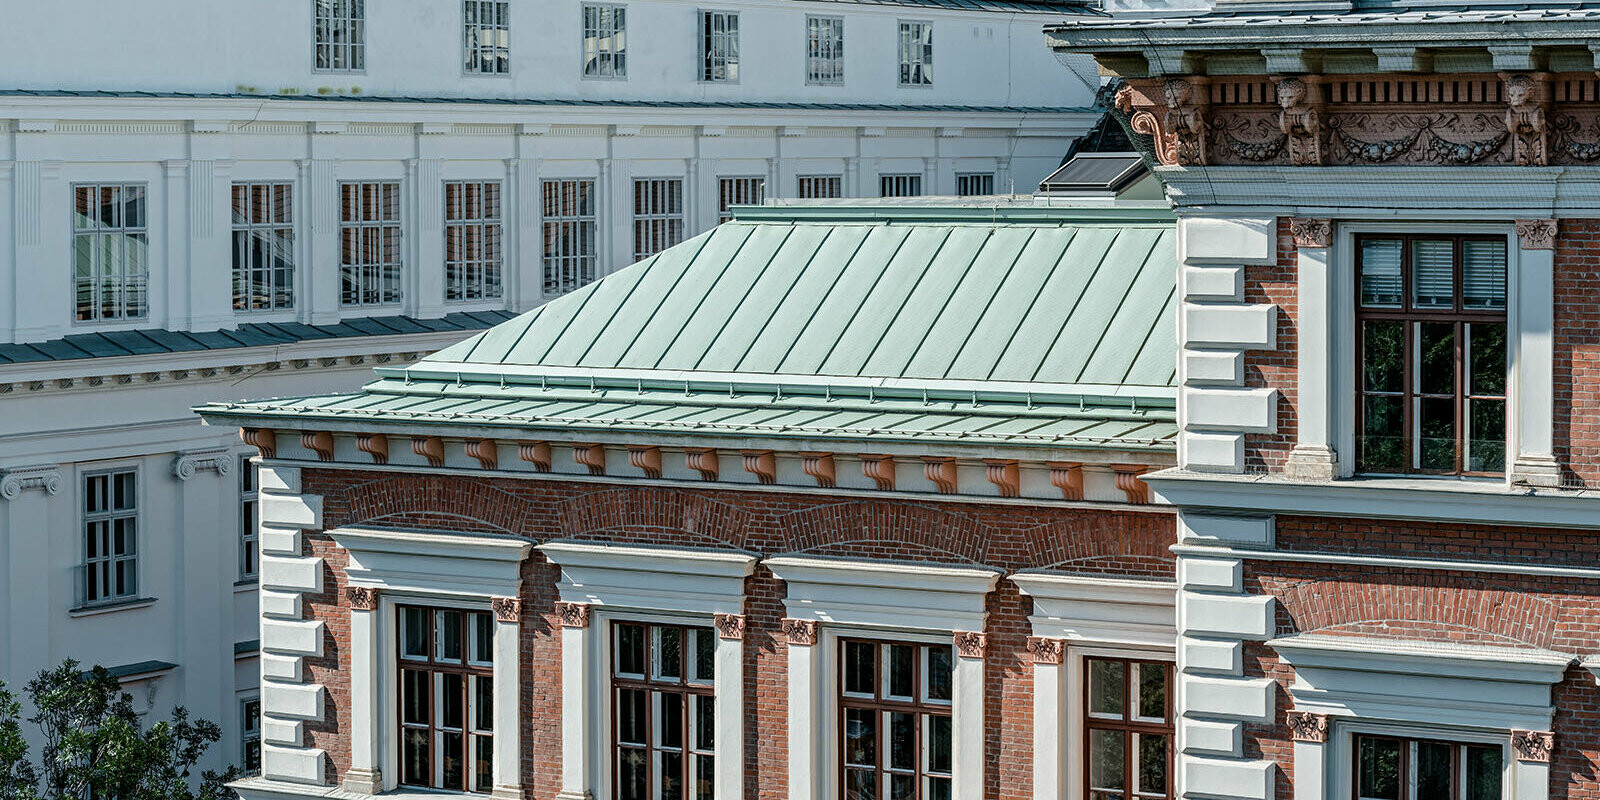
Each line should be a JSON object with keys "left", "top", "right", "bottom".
{"left": 0, "top": 0, "right": 1099, "bottom": 778}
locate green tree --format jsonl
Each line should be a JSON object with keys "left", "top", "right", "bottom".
{"left": 0, "top": 661, "right": 239, "bottom": 800}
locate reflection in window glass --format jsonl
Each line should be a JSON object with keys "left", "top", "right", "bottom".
{"left": 1085, "top": 657, "right": 1172, "bottom": 800}
{"left": 840, "top": 639, "right": 954, "bottom": 800}
{"left": 396, "top": 606, "right": 495, "bottom": 793}
{"left": 612, "top": 621, "right": 715, "bottom": 800}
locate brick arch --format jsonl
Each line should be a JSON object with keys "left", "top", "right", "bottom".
{"left": 556, "top": 487, "right": 756, "bottom": 550}
{"left": 339, "top": 474, "right": 527, "bottom": 534}
{"left": 1275, "top": 576, "right": 1560, "bottom": 649}
{"left": 1023, "top": 512, "right": 1175, "bottom": 573}
{"left": 777, "top": 501, "right": 990, "bottom": 564}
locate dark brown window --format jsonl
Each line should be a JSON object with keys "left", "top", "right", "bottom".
{"left": 398, "top": 606, "right": 495, "bottom": 793}
{"left": 612, "top": 621, "right": 717, "bottom": 800}
{"left": 1085, "top": 657, "right": 1173, "bottom": 800}
{"left": 839, "top": 639, "right": 954, "bottom": 800}
{"left": 1356, "top": 235, "right": 1508, "bottom": 475}
{"left": 1353, "top": 735, "right": 1502, "bottom": 800}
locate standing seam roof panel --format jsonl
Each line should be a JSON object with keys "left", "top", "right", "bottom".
{"left": 770, "top": 225, "right": 916, "bottom": 375}
{"left": 984, "top": 226, "right": 1120, "bottom": 382}
{"left": 653, "top": 225, "right": 798, "bottom": 369}
{"left": 568, "top": 232, "right": 720, "bottom": 367}
{"left": 613, "top": 226, "right": 762, "bottom": 368}
{"left": 944, "top": 226, "right": 1077, "bottom": 380}
{"left": 731, "top": 225, "right": 874, "bottom": 374}
{"left": 853, "top": 227, "right": 1000, "bottom": 378}
{"left": 901, "top": 227, "right": 1040, "bottom": 379}
{"left": 1072, "top": 229, "right": 1173, "bottom": 385}
{"left": 695, "top": 225, "right": 838, "bottom": 371}
{"left": 1030, "top": 228, "right": 1161, "bottom": 383}
{"left": 811, "top": 227, "right": 961, "bottom": 376}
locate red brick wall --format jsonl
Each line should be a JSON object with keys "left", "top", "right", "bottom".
{"left": 297, "top": 469, "right": 1177, "bottom": 800}
{"left": 1239, "top": 515, "right": 1600, "bottom": 800}
{"left": 1554, "top": 220, "right": 1600, "bottom": 487}
{"left": 1241, "top": 218, "right": 1300, "bottom": 474}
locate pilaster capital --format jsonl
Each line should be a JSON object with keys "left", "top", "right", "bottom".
{"left": 173, "top": 447, "right": 234, "bottom": 481}
{"left": 1515, "top": 219, "right": 1557, "bottom": 250}
{"left": 0, "top": 465, "right": 62, "bottom": 500}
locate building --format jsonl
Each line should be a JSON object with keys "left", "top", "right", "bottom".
{"left": 0, "top": 0, "right": 1102, "bottom": 777}
{"left": 196, "top": 201, "right": 1184, "bottom": 798}
{"left": 1046, "top": 3, "right": 1600, "bottom": 800}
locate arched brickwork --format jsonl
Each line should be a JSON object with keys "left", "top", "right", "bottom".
{"left": 339, "top": 474, "right": 528, "bottom": 534}
{"left": 1275, "top": 576, "right": 1560, "bottom": 648}
{"left": 776, "top": 500, "right": 990, "bottom": 563}
{"left": 1022, "top": 513, "right": 1175, "bottom": 575}
{"left": 557, "top": 486, "right": 756, "bottom": 550}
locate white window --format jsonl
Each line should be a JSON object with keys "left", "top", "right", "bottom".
{"left": 583, "top": 4, "right": 627, "bottom": 78}
{"left": 543, "top": 179, "right": 599, "bottom": 296}
{"left": 718, "top": 176, "right": 764, "bottom": 224}
{"left": 74, "top": 184, "right": 148, "bottom": 323}
{"left": 82, "top": 469, "right": 138, "bottom": 606}
{"left": 613, "top": 621, "right": 718, "bottom": 800}
{"left": 806, "top": 16, "right": 844, "bottom": 85}
{"left": 700, "top": 10, "right": 739, "bottom": 83}
{"left": 241, "top": 696, "right": 262, "bottom": 776}
{"left": 898, "top": 21, "right": 933, "bottom": 86}
{"left": 399, "top": 606, "right": 497, "bottom": 793}
{"left": 463, "top": 0, "right": 511, "bottom": 75}
{"left": 231, "top": 183, "right": 295, "bottom": 312}
{"left": 956, "top": 173, "right": 996, "bottom": 197}
{"left": 1353, "top": 734, "right": 1502, "bottom": 800}
{"left": 798, "top": 175, "right": 843, "bottom": 199}
{"left": 314, "top": 0, "right": 365, "bottom": 72}
{"left": 880, "top": 174, "right": 923, "bottom": 198}
{"left": 339, "top": 181, "right": 402, "bottom": 307}
{"left": 444, "top": 181, "right": 504, "bottom": 302}
{"left": 634, "top": 178, "right": 685, "bottom": 261}
{"left": 239, "top": 456, "right": 258, "bottom": 581}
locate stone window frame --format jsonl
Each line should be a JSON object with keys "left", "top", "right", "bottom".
{"left": 1318, "top": 721, "right": 1514, "bottom": 800}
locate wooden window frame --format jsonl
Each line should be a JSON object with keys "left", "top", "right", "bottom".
{"left": 1350, "top": 733, "right": 1504, "bottom": 800}
{"left": 397, "top": 605, "right": 495, "bottom": 794}
{"left": 1354, "top": 233, "right": 1509, "bottom": 476}
{"left": 632, "top": 177, "right": 685, "bottom": 262}
{"left": 542, "top": 178, "right": 599, "bottom": 296}
{"left": 700, "top": 10, "right": 740, "bottom": 83}
{"left": 1083, "top": 656, "right": 1174, "bottom": 800}
{"left": 717, "top": 176, "right": 765, "bottom": 224}
{"left": 837, "top": 637, "right": 955, "bottom": 800}
{"left": 797, "top": 175, "right": 843, "bottom": 199}
{"left": 610, "top": 620, "right": 717, "bottom": 800}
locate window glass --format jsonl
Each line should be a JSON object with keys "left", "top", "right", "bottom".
{"left": 444, "top": 181, "right": 503, "bottom": 302}
{"left": 956, "top": 174, "right": 995, "bottom": 197}
{"left": 583, "top": 4, "right": 627, "bottom": 78}
{"left": 1462, "top": 240, "right": 1508, "bottom": 309}
{"left": 612, "top": 622, "right": 715, "bottom": 800}
{"left": 798, "top": 175, "right": 843, "bottom": 199}
{"left": 838, "top": 639, "right": 954, "bottom": 800}
{"left": 339, "top": 181, "right": 402, "bottom": 307}
{"left": 1359, "top": 239, "right": 1403, "bottom": 307}
{"left": 74, "top": 185, "right": 149, "bottom": 323}
{"left": 1086, "top": 658, "right": 1172, "bottom": 800}
{"left": 314, "top": 0, "right": 365, "bottom": 71}
{"left": 543, "top": 179, "right": 599, "bottom": 296}
{"left": 238, "top": 456, "right": 259, "bottom": 580}
{"left": 397, "top": 606, "right": 495, "bottom": 793}
{"left": 718, "top": 176, "right": 765, "bottom": 224}
{"left": 633, "top": 178, "right": 685, "bottom": 261}
{"left": 701, "top": 11, "right": 739, "bottom": 82}
{"left": 1465, "top": 746, "right": 1502, "bottom": 800}
{"left": 806, "top": 15, "right": 844, "bottom": 85}
{"left": 1410, "top": 240, "right": 1455, "bottom": 309}
{"left": 82, "top": 469, "right": 138, "bottom": 606}
{"left": 232, "top": 183, "right": 295, "bottom": 312}
{"left": 463, "top": 0, "right": 510, "bottom": 75}
{"left": 1358, "top": 737, "right": 1403, "bottom": 800}
{"left": 898, "top": 21, "right": 932, "bottom": 86}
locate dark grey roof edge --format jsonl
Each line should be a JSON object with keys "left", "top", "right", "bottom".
{"left": 0, "top": 311, "right": 517, "bottom": 367}
{"left": 0, "top": 88, "right": 1093, "bottom": 116}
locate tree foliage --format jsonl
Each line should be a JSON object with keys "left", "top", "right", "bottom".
{"left": 0, "top": 661, "right": 239, "bottom": 800}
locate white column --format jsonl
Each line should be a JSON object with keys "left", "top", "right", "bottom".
{"left": 0, "top": 161, "right": 15, "bottom": 338}
{"left": 844, "top": 156, "right": 860, "bottom": 199}
{"left": 952, "top": 633, "right": 986, "bottom": 800}
{"left": 188, "top": 158, "right": 237, "bottom": 331}
{"left": 557, "top": 602, "right": 595, "bottom": 800}
{"left": 785, "top": 619, "right": 822, "bottom": 800}
{"left": 343, "top": 590, "right": 383, "bottom": 794}
{"left": 1286, "top": 221, "right": 1338, "bottom": 480}
{"left": 1292, "top": 739, "right": 1325, "bottom": 800}
{"left": 685, "top": 157, "right": 702, "bottom": 234}
{"left": 713, "top": 616, "right": 745, "bottom": 800}
{"left": 1512, "top": 221, "right": 1558, "bottom": 486}
{"left": 508, "top": 156, "right": 545, "bottom": 312}
{"left": 600, "top": 159, "right": 618, "bottom": 275}
{"left": 1030, "top": 640, "right": 1067, "bottom": 800}
{"left": 491, "top": 598, "right": 523, "bottom": 799}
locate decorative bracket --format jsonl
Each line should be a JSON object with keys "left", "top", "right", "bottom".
{"left": 345, "top": 586, "right": 378, "bottom": 611}
{"left": 466, "top": 439, "right": 499, "bottom": 470}
{"left": 301, "top": 431, "right": 334, "bottom": 462}
{"left": 518, "top": 441, "right": 552, "bottom": 472}
{"left": 356, "top": 433, "right": 389, "bottom": 464}
{"left": 241, "top": 428, "right": 277, "bottom": 458}
{"left": 860, "top": 455, "right": 896, "bottom": 491}
{"left": 1025, "top": 636, "right": 1064, "bottom": 665}
{"left": 742, "top": 450, "right": 777, "bottom": 485}
{"left": 1289, "top": 218, "right": 1332, "bottom": 249}
{"left": 491, "top": 597, "right": 522, "bottom": 623}
{"left": 1287, "top": 710, "right": 1329, "bottom": 743}
{"left": 412, "top": 436, "right": 445, "bottom": 468}
{"left": 1515, "top": 219, "right": 1557, "bottom": 250}
{"left": 628, "top": 445, "right": 663, "bottom": 479}
{"left": 922, "top": 457, "right": 958, "bottom": 494}
{"left": 572, "top": 444, "right": 606, "bottom": 476}
{"left": 1047, "top": 461, "right": 1085, "bottom": 501}
{"left": 984, "top": 459, "right": 1020, "bottom": 498}
{"left": 800, "top": 452, "right": 836, "bottom": 488}
{"left": 953, "top": 631, "right": 987, "bottom": 659}
{"left": 1112, "top": 464, "right": 1152, "bottom": 504}
{"left": 554, "top": 601, "right": 590, "bottom": 629}
{"left": 685, "top": 448, "right": 720, "bottom": 481}
{"left": 1511, "top": 730, "right": 1554, "bottom": 763}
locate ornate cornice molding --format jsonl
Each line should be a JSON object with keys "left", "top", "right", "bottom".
{"left": 0, "top": 465, "right": 62, "bottom": 500}
{"left": 1289, "top": 218, "right": 1332, "bottom": 249}
{"left": 954, "top": 630, "right": 987, "bottom": 659}
{"left": 0, "top": 348, "right": 430, "bottom": 397}
{"left": 714, "top": 613, "right": 746, "bottom": 641}
{"left": 345, "top": 586, "right": 379, "bottom": 611}
{"left": 173, "top": 448, "right": 234, "bottom": 481}
{"left": 1025, "top": 636, "right": 1065, "bottom": 665}
{"left": 491, "top": 596, "right": 521, "bottom": 623}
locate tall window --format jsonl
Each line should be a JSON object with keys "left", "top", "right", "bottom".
{"left": 839, "top": 639, "right": 954, "bottom": 800}
{"left": 718, "top": 176, "right": 764, "bottom": 224}
{"left": 444, "top": 181, "right": 504, "bottom": 302}
{"left": 956, "top": 173, "right": 995, "bottom": 197}
{"left": 82, "top": 469, "right": 137, "bottom": 606}
{"left": 898, "top": 21, "right": 933, "bottom": 86}
{"left": 339, "top": 181, "right": 402, "bottom": 307}
{"left": 798, "top": 175, "right": 843, "bottom": 199}
{"left": 880, "top": 174, "right": 923, "bottom": 198}
{"left": 700, "top": 11, "right": 739, "bottom": 82}
{"left": 74, "top": 184, "right": 148, "bottom": 323}
{"left": 1356, "top": 235, "right": 1508, "bottom": 475}
{"left": 241, "top": 697, "right": 262, "bottom": 776}
{"left": 239, "top": 456, "right": 258, "bottom": 581}
{"left": 634, "top": 178, "right": 685, "bottom": 261}
{"left": 612, "top": 621, "right": 717, "bottom": 800}
{"left": 463, "top": 0, "right": 510, "bottom": 75}
{"left": 314, "top": 0, "right": 365, "bottom": 71}
{"left": 806, "top": 16, "right": 844, "bottom": 85}
{"left": 583, "top": 4, "right": 627, "bottom": 78}
{"left": 232, "top": 183, "right": 295, "bottom": 312}
{"left": 543, "top": 179, "right": 598, "bottom": 295}
{"left": 399, "top": 606, "right": 495, "bottom": 794}
{"left": 1354, "top": 735, "right": 1501, "bottom": 800}
{"left": 1086, "top": 657, "right": 1173, "bottom": 800}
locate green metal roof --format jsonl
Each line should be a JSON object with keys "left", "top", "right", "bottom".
{"left": 200, "top": 205, "right": 1179, "bottom": 454}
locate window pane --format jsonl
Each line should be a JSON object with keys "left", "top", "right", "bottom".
{"left": 888, "top": 712, "right": 915, "bottom": 771}
{"left": 656, "top": 626, "right": 683, "bottom": 681}
{"left": 403, "top": 729, "right": 429, "bottom": 785}
{"left": 925, "top": 646, "right": 953, "bottom": 702}
{"left": 438, "top": 610, "right": 463, "bottom": 662}
{"left": 1412, "top": 239, "right": 1455, "bottom": 309}
{"left": 1418, "top": 396, "right": 1456, "bottom": 471}
{"left": 1136, "top": 663, "right": 1166, "bottom": 721}
{"left": 1417, "top": 322, "right": 1456, "bottom": 397}
{"left": 1358, "top": 737, "right": 1402, "bottom": 800}
{"left": 1465, "top": 746, "right": 1502, "bottom": 800}
{"left": 659, "top": 691, "right": 684, "bottom": 749}
{"left": 1363, "top": 320, "right": 1404, "bottom": 394}
{"left": 474, "top": 735, "right": 493, "bottom": 792}
{"left": 1362, "top": 395, "right": 1406, "bottom": 472}
{"left": 1416, "top": 741, "right": 1453, "bottom": 800}
{"left": 1089, "top": 659, "right": 1126, "bottom": 717}
{"left": 442, "top": 730, "right": 464, "bottom": 790}
{"left": 617, "top": 688, "right": 647, "bottom": 745}
{"left": 843, "top": 708, "right": 877, "bottom": 767}
{"left": 845, "top": 641, "right": 877, "bottom": 695}
{"left": 694, "top": 754, "right": 714, "bottom": 800}
{"left": 1137, "top": 733, "right": 1168, "bottom": 795}
{"left": 403, "top": 608, "right": 429, "bottom": 658}
{"left": 1462, "top": 239, "right": 1508, "bottom": 310}
{"left": 472, "top": 611, "right": 494, "bottom": 664}
{"left": 619, "top": 748, "right": 647, "bottom": 800}
{"left": 926, "top": 713, "right": 952, "bottom": 774}
{"left": 617, "top": 623, "right": 646, "bottom": 676}
{"left": 402, "top": 669, "right": 430, "bottom": 725}
{"left": 886, "top": 644, "right": 914, "bottom": 699}
{"left": 441, "top": 672, "right": 464, "bottom": 729}
{"left": 846, "top": 769, "right": 876, "bottom": 800}
{"left": 1469, "top": 399, "right": 1506, "bottom": 473}
{"left": 890, "top": 774, "right": 915, "bottom": 800}
{"left": 693, "top": 627, "right": 715, "bottom": 683}
{"left": 1090, "top": 729, "right": 1126, "bottom": 791}
{"left": 693, "top": 694, "right": 715, "bottom": 751}
{"left": 1360, "top": 239, "right": 1403, "bottom": 307}
{"left": 660, "top": 750, "right": 683, "bottom": 800}
{"left": 473, "top": 675, "right": 493, "bottom": 732}
{"left": 1470, "top": 323, "right": 1507, "bottom": 396}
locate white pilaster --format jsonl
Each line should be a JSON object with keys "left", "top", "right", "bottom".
{"left": 306, "top": 157, "right": 340, "bottom": 325}
{"left": 490, "top": 601, "right": 522, "bottom": 799}
{"left": 1, "top": 465, "right": 61, "bottom": 686}
{"left": 163, "top": 160, "right": 190, "bottom": 330}
{"left": 342, "top": 600, "right": 382, "bottom": 794}
{"left": 1512, "top": 235, "right": 1557, "bottom": 486}
{"left": 1286, "top": 233, "right": 1337, "bottom": 480}
{"left": 511, "top": 151, "right": 545, "bottom": 311}
{"left": 952, "top": 649, "right": 986, "bottom": 800}
{"left": 412, "top": 157, "right": 445, "bottom": 319}
{"left": 714, "top": 634, "right": 743, "bottom": 800}
{"left": 1032, "top": 655, "right": 1067, "bottom": 800}
{"left": 558, "top": 616, "right": 594, "bottom": 800}
{"left": 786, "top": 630, "right": 823, "bottom": 800}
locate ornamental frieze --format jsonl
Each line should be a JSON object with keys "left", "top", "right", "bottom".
{"left": 1115, "top": 71, "right": 1600, "bottom": 168}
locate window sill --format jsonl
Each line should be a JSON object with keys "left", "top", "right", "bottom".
{"left": 69, "top": 597, "right": 157, "bottom": 618}
{"left": 235, "top": 578, "right": 259, "bottom": 593}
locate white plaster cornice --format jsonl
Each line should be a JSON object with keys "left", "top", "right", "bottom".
{"left": 329, "top": 526, "right": 531, "bottom": 598}
{"left": 538, "top": 541, "right": 757, "bottom": 616}
{"left": 0, "top": 464, "right": 62, "bottom": 500}
{"left": 766, "top": 555, "right": 1001, "bottom": 632}
{"left": 1012, "top": 572, "right": 1178, "bottom": 648}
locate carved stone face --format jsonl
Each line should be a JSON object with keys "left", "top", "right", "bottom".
{"left": 1277, "top": 78, "right": 1307, "bottom": 109}
{"left": 1506, "top": 76, "right": 1534, "bottom": 107}
{"left": 1163, "top": 79, "right": 1193, "bottom": 107}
